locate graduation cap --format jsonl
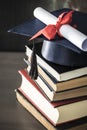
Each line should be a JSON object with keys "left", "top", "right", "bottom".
{"left": 8, "top": 7, "right": 87, "bottom": 79}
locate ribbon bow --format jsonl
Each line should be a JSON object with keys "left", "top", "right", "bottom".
{"left": 30, "top": 10, "right": 74, "bottom": 41}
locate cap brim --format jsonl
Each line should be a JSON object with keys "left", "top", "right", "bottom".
{"left": 8, "top": 8, "right": 87, "bottom": 38}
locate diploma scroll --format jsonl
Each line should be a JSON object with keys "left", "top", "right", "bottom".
{"left": 34, "top": 7, "right": 87, "bottom": 52}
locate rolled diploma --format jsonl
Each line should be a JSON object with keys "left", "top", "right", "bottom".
{"left": 34, "top": 7, "right": 87, "bottom": 51}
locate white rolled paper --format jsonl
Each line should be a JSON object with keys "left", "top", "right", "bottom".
{"left": 34, "top": 7, "right": 87, "bottom": 51}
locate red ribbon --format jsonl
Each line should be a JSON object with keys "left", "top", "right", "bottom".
{"left": 30, "top": 10, "right": 74, "bottom": 41}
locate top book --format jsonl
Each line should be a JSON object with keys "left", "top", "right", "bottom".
{"left": 25, "top": 44, "right": 87, "bottom": 82}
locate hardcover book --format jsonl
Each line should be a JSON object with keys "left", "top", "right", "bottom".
{"left": 25, "top": 58, "right": 87, "bottom": 92}
{"left": 25, "top": 63, "right": 87, "bottom": 101}
{"left": 16, "top": 90, "right": 87, "bottom": 130}
{"left": 25, "top": 44, "right": 87, "bottom": 82}
{"left": 18, "top": 69, "right": 87, "bottom": 125}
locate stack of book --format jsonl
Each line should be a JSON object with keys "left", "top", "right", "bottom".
{"left": 16, "top": 43, "right": 87, "bottom": 130}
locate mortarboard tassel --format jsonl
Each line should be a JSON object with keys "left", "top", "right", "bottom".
{"left": 29, "top": 40, "right": 38, "bottom": 80}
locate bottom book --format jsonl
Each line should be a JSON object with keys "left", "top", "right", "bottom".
{"left": 16, "top": 90, "right": 87, "bottom": 130}
{"left": 18, "top": 69, "right": 87, "bottom": 126}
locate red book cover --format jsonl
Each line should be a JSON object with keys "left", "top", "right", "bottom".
{"left": 19, "top": 69, "right": 87, "bottom": 107}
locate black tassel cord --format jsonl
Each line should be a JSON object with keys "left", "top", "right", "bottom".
{"left": 29, "top": 41, "right": 38, "bottom": 80}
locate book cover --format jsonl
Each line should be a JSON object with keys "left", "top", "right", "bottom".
{"left": 16, "top": 90, "right": 87, "bottom": 130}
{"left": 18, "top": 69, "right": 87, "bottom": 125}
{"left": 25, "top": 58, "right": 87, "bottom": 92}
{"left": 36, "top": 65, "right": 87, "bottom": 92}
{"left": 25, "top": 63, "right": 87, "bottom": 101}
{"left": 25, "top": 44, "right": 87, "bottom": 82}
{"left": 34, "top": 77, "right": 87, "bottom": 102}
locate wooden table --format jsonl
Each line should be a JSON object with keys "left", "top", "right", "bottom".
{"left": 0, "top": 52, "right": 87, "bottom": 130}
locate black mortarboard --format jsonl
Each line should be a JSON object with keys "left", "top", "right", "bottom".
{"left": 8, "top": 8, "right": 87, "bottom": 67}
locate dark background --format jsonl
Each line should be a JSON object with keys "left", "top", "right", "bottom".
{"left": 0, "top": 0, "right": 87, "bottom": 51}
{"left": 0, "top": 1, "right": 87, "bottom": 130}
